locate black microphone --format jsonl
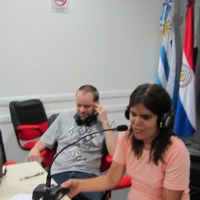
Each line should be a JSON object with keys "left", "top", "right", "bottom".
{"left": 32, "top": 125, "right": 128, "bottom": 200}
{"left": 116, "top": 125, "right": 128, "bottom": 132}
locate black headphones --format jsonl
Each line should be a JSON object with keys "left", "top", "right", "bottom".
{"left": 124, "top": 106, "right": 175, "bottom": 128}
{"left": 74, "top": 113, "right": 98, "bottom": 127}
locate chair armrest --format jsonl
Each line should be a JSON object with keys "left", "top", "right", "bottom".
{"left": 105, "top": 154, "right": 113, "bottom": 163}
{"left": 100, "top": 154, "right": 113, "bottom": 172}
{"left": 4, "top": 161, "right": 16, "bottom": 166}
{"left": 17, "top": 125, "right": 43, "bottom": 140}
{"left": 17, "top": 125, "right": 40, "bottom": 130}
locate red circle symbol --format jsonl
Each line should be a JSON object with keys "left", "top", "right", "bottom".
{"left": 54, "top": 0, "right": 67, "bottom": 6}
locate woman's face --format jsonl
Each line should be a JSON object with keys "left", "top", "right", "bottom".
{"left": 129, "top": 103, "right": 159, "bottom": 147}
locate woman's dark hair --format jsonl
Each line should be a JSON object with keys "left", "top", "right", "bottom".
{"left": 127, "top": 83, "right": 174, "bottom": 165}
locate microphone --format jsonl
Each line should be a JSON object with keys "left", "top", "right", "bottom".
{"left": 32, "top": 125, "right": 128, "bottom": 200}
{"left": 115, "top": 125, "right": 128, "bottom": 132}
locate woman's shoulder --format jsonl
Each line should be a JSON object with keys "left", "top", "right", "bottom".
{"left": 167, "top": 135, "right": 189, "bottom": 155}
{"left": 118, "top": 130, "right": 130, "bottom": 143}
{"left": 170, "top": 135, "right": 187, "bottom": 148}
{"left": 164, "top": 135, "right": 190, "bottom": 170}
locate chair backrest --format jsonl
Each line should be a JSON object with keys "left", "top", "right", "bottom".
{"left": 48, "top": 114, "right": 60, "bottom": 128}
{"left": 183, "top": 140, "right": 200, "bottom": 188}
{"left": 9, "top": 99, "right": 47, "bottom": 131}
{"left": 9, "top": 99, "right": 48, "bottom": 149}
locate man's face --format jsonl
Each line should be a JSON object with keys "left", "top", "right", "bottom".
{"left": 76, "top": 91, "right": 97, "bottom": 121}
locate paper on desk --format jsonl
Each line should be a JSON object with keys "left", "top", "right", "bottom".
{"left": 9, "top": 193, "right": 32, "bottom": 200}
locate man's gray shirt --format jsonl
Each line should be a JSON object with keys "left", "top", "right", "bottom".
{"left": 40, "top": 111, "right": 118, "bottom": 176}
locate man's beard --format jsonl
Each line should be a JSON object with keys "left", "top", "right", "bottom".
{"left": 78, "top": 110, "right": 96, "bottom": 122}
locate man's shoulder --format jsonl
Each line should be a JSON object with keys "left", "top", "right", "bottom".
{"left": 59, "top": 111, "right": 75, "bottom": 118}
{"left": 52, "top": 111, "right": 76, "bottom": 127}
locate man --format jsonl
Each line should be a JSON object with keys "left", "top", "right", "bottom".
{"left": 28, "top": 85, "right": 119, "bottom": 200}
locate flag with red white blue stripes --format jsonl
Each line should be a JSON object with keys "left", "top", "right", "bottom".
{"left": 174, "top": 0, "right": 196, "bottom": 138}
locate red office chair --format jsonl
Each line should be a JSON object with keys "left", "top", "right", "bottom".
{"left": 9, "top": 99, "right": 48, "bottom": 157}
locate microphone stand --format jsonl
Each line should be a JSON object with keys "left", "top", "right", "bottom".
{"left": 32, "top": 125, "right": 128, "bottom": 200}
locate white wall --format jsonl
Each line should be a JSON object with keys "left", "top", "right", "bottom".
{"left": 0, "top": 0, "right": 162, "bottom": 97}
{"left": 0, "top": 0, "right": 163, "bottom": 162}
{"left": 0, "top": 0, "right": 199, "bottom": 163}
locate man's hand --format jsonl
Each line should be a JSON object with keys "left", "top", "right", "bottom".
{"left": 27, "top": 140, "right": 46, "bottom": 163}
{"left": 94, "top": 103, "right": 117, "bottom": 156}
{"left": 94, "top": 104, "right": 109, "bottom": 124}
{"left": 27, "top": 148, "right": 41, "bottom": 163}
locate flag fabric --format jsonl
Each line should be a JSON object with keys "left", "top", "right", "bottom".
{"left": 174, "top": 0, "right": 196, "bottom": 138}
{"left": 156, "top": 0, "right": 178, "bottom": 109}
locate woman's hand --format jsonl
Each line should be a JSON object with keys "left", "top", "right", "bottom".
{"left": 61, "top": 179, "right": 83, "bottom": 199}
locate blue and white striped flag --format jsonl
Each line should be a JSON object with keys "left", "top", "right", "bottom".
{"left": 156, "top": 0, "right": 178, "bottom": 109}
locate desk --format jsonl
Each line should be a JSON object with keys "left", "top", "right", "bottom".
{"left": 0, "top": 161, "right": 70, "bottom": 200}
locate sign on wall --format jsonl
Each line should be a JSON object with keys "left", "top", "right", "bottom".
{"left": 52, "top": 0, "right": 68, "bottom": 13}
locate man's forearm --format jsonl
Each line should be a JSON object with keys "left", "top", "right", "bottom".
{"left": 33, "top": 140, "right": 46, "bottom": 151}
{"left": 102, "top": 120, "right": 118, "bottom": 157}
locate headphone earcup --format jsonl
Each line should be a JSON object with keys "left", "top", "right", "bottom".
{"left": 158, "top": 110, "right": 175, "bottom": 128}
{"left": 125, "top": 106, "right": 130, "bottom": 120}
{"left": 85, "top": 114, "right": 97, "bottom": 126}
{"left": 74, "top": 113, "right": 83, "bottom": 126}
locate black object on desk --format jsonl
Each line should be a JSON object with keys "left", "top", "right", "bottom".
{"left": 32, "top": 184, "right": 69, "bottom": 200}
{"left": 0, "top": 130, "right": 7, "bottom": 164}
{"left": 0, "top": 145, "right": 3, "bottom": 179}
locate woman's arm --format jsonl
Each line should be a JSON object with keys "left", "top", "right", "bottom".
{"left": 162, "top": 138, "right": 190, "bottom": 200}
{"left": 162, "top": 188, "right": 183, "bottom": 200}
{"left": 61, "top": 161, "right": 126, "bottom": 199}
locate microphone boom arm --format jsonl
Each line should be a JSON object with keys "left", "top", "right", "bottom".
{"left": 32, "top": 125, "right": 128, "bottom": 200}
{"left": 46, "top": 128, "right": 117, "bottom": 188}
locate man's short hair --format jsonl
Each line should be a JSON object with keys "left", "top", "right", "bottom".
{"left": 76, "top": 85, "right": 99, "bottom": 102}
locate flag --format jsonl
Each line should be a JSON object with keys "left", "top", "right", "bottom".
{"left": 174, "top": 0, "right": 196, "bottom": 138}
{"left": 156, "top": 0, "right": 178, "bottom": 108}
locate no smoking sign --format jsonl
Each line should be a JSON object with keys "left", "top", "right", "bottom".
{"left": 52, "top": 0, "right": 68, "bottom": 13}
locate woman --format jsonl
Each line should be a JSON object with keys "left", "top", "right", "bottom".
{"left": 61, "top": 83, "right": 190, "bottom": 200}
